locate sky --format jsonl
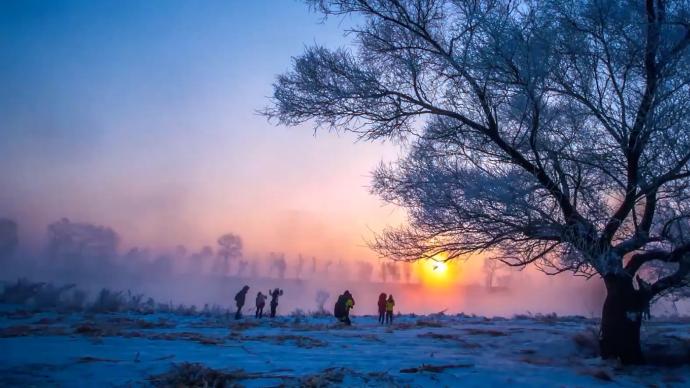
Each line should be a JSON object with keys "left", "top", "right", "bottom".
{"left": 0, "top": 0, "right": 404, "bottom": 260}
{"left": 0, "top": 1, "right": 627, "bottom": 317}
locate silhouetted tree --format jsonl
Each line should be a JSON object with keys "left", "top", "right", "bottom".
{"left": 357, "top": 261, "right": 374, "bottom": 282}
{"left": 403, "top": 262, "right": 412, "bottom": 283}
{"left": 386, "top": 262, "right": 400, "bottom": 282}
{"left": 216, "top": 233, "right": 243, "bottom": 276}
{"left": 269, "top": 252, "right": 287, "bottom": 279}
{"left": 336, "top": 259, "right": 349, "bottom": 279}
{"left": 267, "top": 0, "right": 690, "bottom": 363}
{"left": 123, "top": 247, "right": 152, "bottom": 273}
{"left": 316, "top": 290, "right": 330, "bottom": 313}
{"left": 296, "top": 254, "right": 305, "bottom": 279}
{"left": 150, "top": 254, "right": 173, "bottom": 277}
{"left": 47, "top": 218, "right": 118, "bottom": 262}
{"left": 189, "top": 246, "right": 214, "bottom": 274}
{"left": 237, "top": 260, "right": 249, "bottom": 277}
{"left": 174, "top": 245, "right": 187, "bottom": 258}
{"left": 483, "top": 258, "right": 501, "bottom": 290}
{"left": 0, "top": 219, "right": 18, "bottom": 259}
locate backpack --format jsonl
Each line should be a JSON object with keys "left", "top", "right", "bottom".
{"left": 333, "top": 294, "right": 346, "bottom": 318}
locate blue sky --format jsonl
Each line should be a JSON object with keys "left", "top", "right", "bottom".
{"left": 0, "top": 0, "right": 401, "bottom": 257}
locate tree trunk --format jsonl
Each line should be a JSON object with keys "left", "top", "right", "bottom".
{"left": 599, "top": 275, "right": 645, "bottom": 364}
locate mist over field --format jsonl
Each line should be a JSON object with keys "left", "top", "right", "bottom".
{"left": 1, "top": 216, "right": 614, "bottom": 317}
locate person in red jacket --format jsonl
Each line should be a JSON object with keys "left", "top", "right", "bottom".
{"left": 377, "top": 293, "right": 387, "bottom": 324}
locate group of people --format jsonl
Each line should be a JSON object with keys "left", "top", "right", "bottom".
{"left": 377, "top": 293, "right": 395, "bottom": 324}
{"left": 234, "top": 286, "right": 396, "bottom": 326}
{"left": 233, "top": 285, "right": 283, "bottom": 320}
{"left": 332, "top": 290, "right": 396, "bottom": 326}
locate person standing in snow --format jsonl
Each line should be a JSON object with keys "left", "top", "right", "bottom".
{"left": 255, "top": 291, "right": 267, "bottom": 319}
{"left": 234, "top": 285, "right": 250, "bottom": 320}
{"left": 377, "top": 293, "right": 387, "bottom": 324}
{"left": 385, "top": 294, "right": 395, "bottom": 324}
{"left": 269, "top": 288, "right": 283, "bottom": 318}
{"left": 334, "top": 290, "right": 356, "bottom": 325}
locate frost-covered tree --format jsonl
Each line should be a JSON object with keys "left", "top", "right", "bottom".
{"left": 267, "top": 0, "right": 690, "bottom": 364}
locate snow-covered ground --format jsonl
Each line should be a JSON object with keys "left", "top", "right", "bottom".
{"left": 1, "top": 307, "right": 689, "bottom": 387}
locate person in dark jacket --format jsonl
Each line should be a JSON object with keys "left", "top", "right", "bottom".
{"left": 234, "top": 285, "right": 250, "bottom": 320}
{"left": 334, "top": 290, "right": 355, "bottom": 325}
{"left": 377, "top": 293, "right": 387, "bottom": 324}
{"left": 385, "top": 294, "right": 395, "bottom": 324}
{"left": 255, "top": 291, "right": 267, "bottom": 319}
{"left": 269, "top": 288, "right": 283, "bottom": 318}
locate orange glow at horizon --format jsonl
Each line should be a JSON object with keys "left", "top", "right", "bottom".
{"left": 417, "top": 253, "right": 458, "bottom": 288}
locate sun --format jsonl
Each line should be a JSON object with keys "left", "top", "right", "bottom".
{"left": 417, "top": 253, "right": 455, "bottom": 287}
{"left": 431, "top": 261, "right": 448, "bottom": 274}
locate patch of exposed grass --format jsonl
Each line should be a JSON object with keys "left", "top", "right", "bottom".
{"left": 519, "top": 356, "right": 556, "bottom": 366}
{"left": 105, "top": 316, "right": 175, "bottom": 329}
{"left": 77, "top": 356, "right": 121, "bottom": 363}
{"left": 392, "top": 319, "right": 445, "bottom": 330}
{"left": 578, "top": 367, "right": 614, "bottom": 382}
{"left": 571, "top": 328, "right": 599, "bottom": 357}
{"left": 400, "top": 363, "right": 473, "bottom": 373}
{"left": 463, "top": 328, "right": 508, "bottom": 337}
{"left": 0, "top": 324, "right": 67, "bottom": 337}
{"left": 149, "top": 331, "right": 225, "bottom": 346}
{"left": 241, "top": 334, "right": 327, "bottom": 349}
{"left": 417, "top": 332, "right": 482, "bottom": 349}
{"left": 149, "top": 362, "right": 248, "bottom": 387}
{"left": 297, "top": 367, "right": 346, "bottom": 387}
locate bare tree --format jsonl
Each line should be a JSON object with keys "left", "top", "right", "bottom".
{"left": 188, "top": 246, "right": 213, "bottom": 274}
{"left": 316, "top": 290, "right": 330, "bottom": 313}
{"left": 357, "top": 260, "right": 374, "bottom": 282}
{"left": 237, "top": 260, "right": 249, "bottom": 277}
{"left": 269, "top": 252, "right": 287, "bottom": 279}
{"left": 386, "top": 261, "right": 401, "bottom": 281}
{"left": 403, "top": 261, "right": 412, "bottom": 283}
{"left": 47, "top": 218, "right": 119, "bottom": 262}
{"left": 296, "top": 254, "right": 305, "bottom": 279}
{"left": 267, "top": 0, "right": 690, "bottom": 364}
{"left": 483, "top": 257, "right": 501, "bottom": 290}
{"left": 0, "top": 219, "right": 18, "bottom": 259}
{"left": 216, "top": 233, "right": 243, "bottom": 276}
{"left": 323, "top": 259, "right": 333, "bottom": 275}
